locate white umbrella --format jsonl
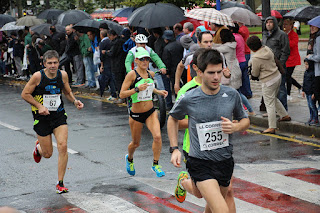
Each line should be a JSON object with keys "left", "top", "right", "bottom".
{"left": 16, "top": 16, "right": 44, "bottom": 27}
{"left": 221, "top": 8, "right": 261, "bottom": 26}
{"left": 0, "top": 22, "right": 25, "bottom": 31}
{"left": 186, "top": 8, "right": 234, "bottom": 27}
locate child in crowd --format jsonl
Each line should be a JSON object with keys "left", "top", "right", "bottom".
{"left": 302, "top": 58, "right": 319, "bottom": 126}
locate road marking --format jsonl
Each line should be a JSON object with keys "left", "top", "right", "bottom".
{"left": 63, "top": 192, "right": 148, "bottom": 213}
{"left": 0, "top": 120, "right": 78, "bottom": 154}
{"left": 247, "top": 129, "right": 320, "bottom": 148}
{"left": 0, "top": 121, "right": 21, "bottom": 131}
{"left": 277, "top": 168, "right": 320, "bottom": 186}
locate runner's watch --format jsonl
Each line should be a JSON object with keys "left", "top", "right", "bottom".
{"left": 134, "top": 87, "right": 139, "bottom": 93}
{"left": 169, "top": 146, "right": 179, "bottom": 153}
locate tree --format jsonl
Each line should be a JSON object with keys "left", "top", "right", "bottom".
{"left": 0, "top": 0, "right": 12, "bottom": 15}
{"left": 121, "top": 0, "right": 207, "bottom": 9}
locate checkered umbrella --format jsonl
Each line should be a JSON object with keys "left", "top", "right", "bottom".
{"left": 186, "top": 8, "right": 234, "bottom": 27}
{"left": 257, "top": 0, "right": 311, "bottom": 11}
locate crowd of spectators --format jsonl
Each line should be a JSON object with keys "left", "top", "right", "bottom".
{"left": 0, "top": 17, "right": 319, "bottom": 126}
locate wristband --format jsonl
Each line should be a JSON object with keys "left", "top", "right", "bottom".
{"left": 73, "top": 99, "right": 77, "bottom": 104}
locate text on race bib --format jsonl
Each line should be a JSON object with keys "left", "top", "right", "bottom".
{"left": 137, "top": 83, "right": 154, "bottom": 101}
{"left": 43, "top": 94, "right": 61, "bottom": 111}
{"left": 196, "top": 121, "right": 229, "bottom": 151}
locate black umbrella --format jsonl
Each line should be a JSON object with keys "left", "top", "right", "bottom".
{"left": 56, "top": 10, "right": 91, "bottom": 26}
{"left": 0, "top": 14, "right": 16, "bottom": 28}
{"left": 283, "top": 6, "right": 320, "bottom": 22}
{"left": 112, "top": 7, "right": 136, "bottom": 18}
{"left": 216, "top": 1, "right": 253, "bottom": 11}
{"left": 31, "top": 23, "right": 65, "bottom": 36}
{"left": 128, "top": 3, "right": 186, "bottom": 28}
{"left": 37, "top": 9, "right": 65, "bottom": 20}
{"left": 73, "top": 19, "right": 124, "bottom": 35}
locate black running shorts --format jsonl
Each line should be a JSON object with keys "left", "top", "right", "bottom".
{"left": 186, "top": 156, "right": 234, "bottom": 187}
{"left": 33, "top": 113, "right": 67, "bottom": 137}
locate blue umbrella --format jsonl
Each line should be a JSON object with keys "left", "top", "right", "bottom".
{"left": 308, "top": 15, "right": 320, "bottom": 28}
{"left": 112, "top": 7, "right": 136, "bottom": 17}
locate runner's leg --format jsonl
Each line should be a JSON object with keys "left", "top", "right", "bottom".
{"left": 128, "top": 117, "right": 143, "bottom": 160}
{"left": 53, "top": 124, "right": 68, "bottom": 181}
{"left": 37, "top": 134, "right": 53, "bottom": 158}
{"left": 226, "top": 177, "right": 236, "bottom": 213}
{"left": 196, "top": 179, "right": 229, "bottom": 213}
{"left": 181, "top": 178, "right": 203, "bottom": 198}
{"left": 145, "top": 111, "right": 162, "bottom": 161}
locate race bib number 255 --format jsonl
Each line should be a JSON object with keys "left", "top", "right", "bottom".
{"left": 196, "top": 121, "right": 229, "bottom": 151}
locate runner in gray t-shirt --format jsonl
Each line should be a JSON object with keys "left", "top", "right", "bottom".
{"left": 167, "top": 49, "right": 250, "bottom": 212}
{"left": 170, "top": 85, "right": 247, "bottom": 162}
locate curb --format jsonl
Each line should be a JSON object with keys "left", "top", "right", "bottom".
{"left": 249, "top": 115, "right": 320, "bottom": 138}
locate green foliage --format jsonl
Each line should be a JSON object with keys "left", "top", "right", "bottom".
{"left": 82, "top": 0, "right": 96, "bottom": 14}
{"left": 121, "top": 0, "right": 207, "bottom": 9}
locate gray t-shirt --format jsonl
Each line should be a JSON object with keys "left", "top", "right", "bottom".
{"left": 169, "top": 85, "right": 248, "bottom": 161}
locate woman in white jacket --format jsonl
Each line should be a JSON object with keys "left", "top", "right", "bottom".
{"left": 212, "top": 29, "right": 254, "bottom": 115}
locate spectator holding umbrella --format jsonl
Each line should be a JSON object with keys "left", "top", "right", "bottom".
{"left": 283, "top": 19, "right": 302, "bottom": 101}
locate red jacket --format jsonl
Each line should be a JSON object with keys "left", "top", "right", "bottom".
{"left": 286, "top": 30, "right": 301, "bottom": 67}
{"left": 238, "top": 25, "right": 250, "bottom": 55}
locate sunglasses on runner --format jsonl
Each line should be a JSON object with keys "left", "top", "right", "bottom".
{"left": 138, "top": 57, "right": 150, "bottom": 62}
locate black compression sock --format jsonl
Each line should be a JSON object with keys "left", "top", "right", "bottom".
{"left": 153, "top": 160, "right": 158, "bottom": 166}
{"left": 58, "top": 180, "right": 64, "bottom": 187}
{"left": 128, "top": 157, "right": 133, "bottom": 163}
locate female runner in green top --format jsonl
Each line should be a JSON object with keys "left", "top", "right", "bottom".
{"left": 120, "top": 47, "right": 168, "bottom": 177}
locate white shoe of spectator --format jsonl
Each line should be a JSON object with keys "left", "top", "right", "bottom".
{"left": 287, "top": 95, "right": 293, "bottom": 101}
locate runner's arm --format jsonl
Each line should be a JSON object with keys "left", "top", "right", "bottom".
{"left": 61, "top": 71, "right": 84, "bottom": 110}
{"left": 221, "top": 116, "right": 250, "bottom": 134}
{"left": 21, "top": 72, "right": 47, "bottom": 113}
{"left": 119, "top": 71, "right": 148, "bottom": 99}
{"left": 167, "top": 115, "right": 182, "bottom": 167}
{"left": 174, "top": 61, "right": 184, "bottom": 94}
{"left": 178, "top": 119, "right": 188, "bottom": 130}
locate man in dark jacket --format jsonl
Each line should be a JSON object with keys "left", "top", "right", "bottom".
{"left": 61, "top": 25, "right": 84, "bottom": 85}
{"left": 107, "top": 29, "right": 127, "bottom": 103}
{"left": 262, "top": 16, "right": 290, "bottom": 110}
{"left": 162, "top": 30, "right": 184, "bottom": 109}
{"left": 99, "top": 29, "right": 116, "bottom": 99}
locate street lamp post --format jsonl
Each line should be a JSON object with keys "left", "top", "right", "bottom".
{"left": 261, "top": 0, "right": 271, "bottom": 31}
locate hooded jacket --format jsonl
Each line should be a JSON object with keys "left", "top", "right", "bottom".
{"left": 250, "top": 46, "right": 280, "bottom": 83}
{"left": 262, "top": 16, "right": 290, "bottom": 67}
{"left": 212, "top": 42, "right": 242, "bottom": 89}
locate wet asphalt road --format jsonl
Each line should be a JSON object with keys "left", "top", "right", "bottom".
{"left": 0, "top": 82, "right": 319, "bottom": 212}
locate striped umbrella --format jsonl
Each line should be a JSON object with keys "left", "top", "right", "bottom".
{"left": 257, "top": 0, "right": 311, "bottom": 11}
{"left": 186, "top": 8, "right": 234, "bottom": 27}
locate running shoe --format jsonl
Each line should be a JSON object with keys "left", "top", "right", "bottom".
{"left": 33, "top": 140, "right": 41, "bottom": 163}
{"left": 151, "top": 165, "right": 165, "bottom": 177}
{"left": 56, "top": 183, "right": 69, "bottom": 194}
{"left": 125, "top": 154, "right": 135, "bottom": 176}
{"left": 175, "top": 171, "right": 189, "bottom": 203}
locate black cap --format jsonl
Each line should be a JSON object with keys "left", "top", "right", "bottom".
{"left": 162, "top": 30, "right": 174, "bottom": 41}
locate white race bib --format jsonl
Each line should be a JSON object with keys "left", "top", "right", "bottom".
{"left": 196, "top": 121, "right": 229, "bottom": 151}
{"left": 43, "top": 94, "right": 61, "bottom": 111}
{"left": 137, "top": 83, "right": 154, "bottom": 101}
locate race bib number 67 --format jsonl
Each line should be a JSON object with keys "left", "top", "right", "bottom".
{"left": 196, "top": 121, "right": 229, "bottom": 151}
{"left": 43, "top": 94, "right": 61, "bottom": 111}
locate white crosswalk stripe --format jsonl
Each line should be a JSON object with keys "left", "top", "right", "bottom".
{"left": 63, "top": 192, "right": 148, "bottom": 213}
{"left": 63, "top": 158, "right": 319, "bottom": 212}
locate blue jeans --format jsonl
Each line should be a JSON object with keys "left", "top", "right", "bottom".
{"left": 238, "top": 90, "right": 253, "bottom": 113}
{"left": 103, "top": 66, "right": 117, "bottom": 97}
{"left": 306, "top": 94, "right": 318, "bottom": 121}
{"left": 239, "top": 60, "right": 252, "bottom": 98}
{"left": 0, "top": 60, "right": 5, "bottom": 74}
{"left": 278, "top": 73, "right": 288, "bottom": 111}
{"left": 83, "top": 56, "right": 96, "bottom": 87}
